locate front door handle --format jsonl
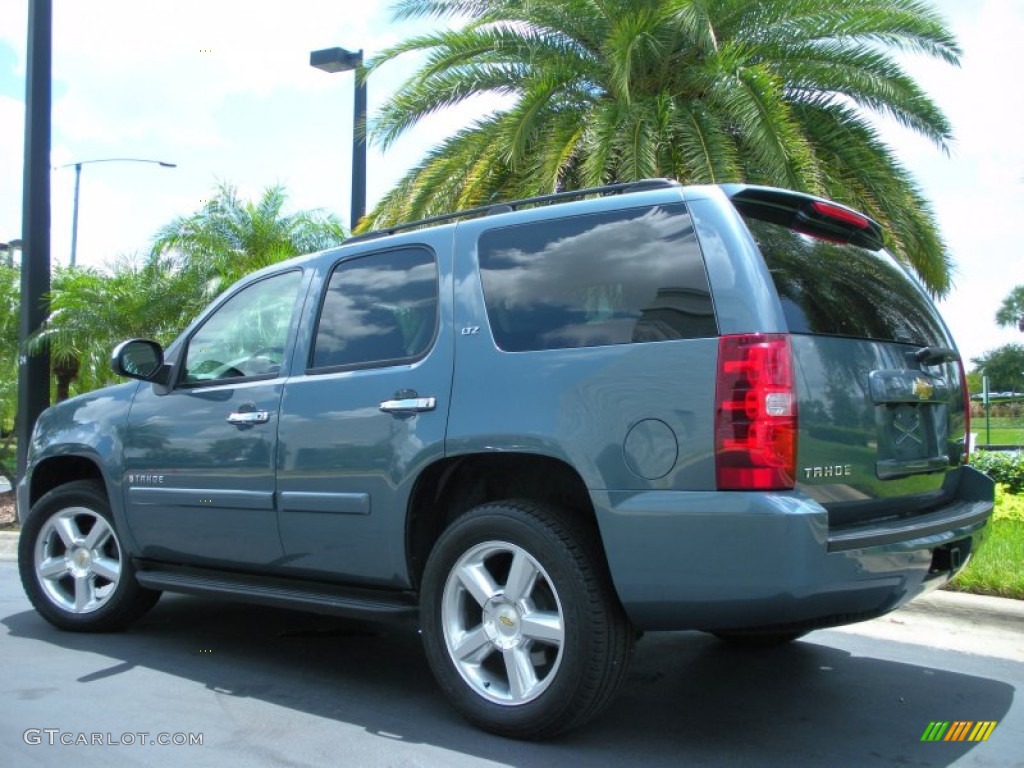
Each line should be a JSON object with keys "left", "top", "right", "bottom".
{"left": 379, "top": 397, "right": 436, "bottom": 414}
{"left": 226, "top": 410, "right": 269, "bottom": 425}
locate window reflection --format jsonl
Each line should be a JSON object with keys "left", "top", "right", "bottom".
{"left": 183, "top": 270, "right": 301, "bottom": 384}
{"left": 479, "top": 204, "right": 716, "bottom": 351}
{"left": 746, "top": 219, "right": 948, "bottom": 346}
{"left": 313, "top": 248, "right": 439, "bottom": 369}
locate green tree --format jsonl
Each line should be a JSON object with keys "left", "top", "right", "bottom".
{"left": 150, "top": 183, "right": 347, "bottom": 318}
{"left": 965, "top": 368, "right": 983, "bottom": 396}
{"left": 995, "top": 285, "right": 1024, "bottom": 332}
{"left": 29, "top": 184, "right": 347, "bottom": 405}
{"left": 0, "top": 263, "right": 17, "bottom": 431}
{"left": 972, "top": 344, "right": 1024, "bottom": 393}
{"left": 29, "top": 259, "right": 187, "bottom": 402}
{"left": 365, "top": 0, "right": 959, "bottom": 294}
{"left": 0, "top": 263, "right": 18, "bottom": 487}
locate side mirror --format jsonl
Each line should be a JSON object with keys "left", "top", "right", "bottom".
{"left": 111, "top": 339, "right": 167, "bottom": 383}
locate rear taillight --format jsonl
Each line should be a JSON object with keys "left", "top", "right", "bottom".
{"left": 715, "top": 334, "right": 797, "bottom": 490}
{"left": 957, "top": 357, "right": 970, "bottom": 464}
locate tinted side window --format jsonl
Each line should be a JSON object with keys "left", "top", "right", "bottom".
{"left": 183, "top": 270, "right": 302, "bottom": 385}
{"left": 312, "top": 247, "right": 438, "bottom": 370}
{"left": 478, "top": 204, "right": 715, "bottom": 352}
{"left": 743, "top": 217, "right": 950, "bottom": 346}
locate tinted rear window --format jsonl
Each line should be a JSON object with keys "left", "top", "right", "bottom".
{"left": 742, "top": 217, "right": 950, "bottom": 346}
{"left": 478, "top": 204, "right": 715, "bottom": 352}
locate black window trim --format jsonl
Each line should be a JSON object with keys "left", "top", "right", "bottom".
{"left": 306, "top": 244, "right": 440, "bottom": 375}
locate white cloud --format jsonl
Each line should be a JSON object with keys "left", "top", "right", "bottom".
{"left": 1, "top": 0, "right": 1021, "bottom": 368}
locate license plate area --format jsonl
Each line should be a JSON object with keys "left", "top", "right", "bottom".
{"left": 875, "top": 402, "right": 948, "bottom": 478}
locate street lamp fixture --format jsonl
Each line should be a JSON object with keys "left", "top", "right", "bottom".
{"left": 56, "top": 157, "right": 177, "bottom": 267}
{"left": 310, "top": 46, "right": 367, "bottom": 230}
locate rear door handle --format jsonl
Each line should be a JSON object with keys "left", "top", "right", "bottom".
{"left": 379, "top": 397, "right": 436, "bottom": 414}
{"left": 226, "top": 410, "right": 270, "bottom": 425}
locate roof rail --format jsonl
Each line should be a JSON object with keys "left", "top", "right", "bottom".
{"left": 347, "top": 178, "right": 680, "bottom": 244}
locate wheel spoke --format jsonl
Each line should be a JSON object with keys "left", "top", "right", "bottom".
{"left": 453, "top": 625, "right": 494, "bottom": 664}
{"left": 440, "top": 537, "right": 569, "bottom": 708}
{"left": 503, "top": 647, "right": 539, "bottom": 701}
{"left": 54, "top": 515, "right": 80, "bottom": 548}
{"left": 83, "top": 518, "right": 113, "bottom": 550}
{"left": 520, "top": 610, "right": 564, "bottom": 646}
{"left": 503, "top": 549, "right": 538, "bottom": 603}
{"left": 73, "top": 574, "right": 94, "bottom": 612}
{"left": 90, "top": 556, "right": 120, "bottom": 583}
{"left": 38, "top": 557, "right": 69, "bottom": 580}
{"left": 457, "top": 561, "right": 500, "bottom": 607}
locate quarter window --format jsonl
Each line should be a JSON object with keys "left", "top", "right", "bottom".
{"left": 312, "top": 247, "right": 439, "bottom": 370}
{"left": 478, "top": 204, "right": 715, "bottom": 352}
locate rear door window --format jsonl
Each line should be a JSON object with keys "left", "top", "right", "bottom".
{"left": 741, "top": 217, "right": 950, "bottom": 346}
{"left": 311, "top": 247, "right": 439, "bottom": 371}
{"left": 478, "top": 204, "right": 715, "bottom": 352}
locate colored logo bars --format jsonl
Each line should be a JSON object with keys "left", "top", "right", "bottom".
{"left": 921, "top": 721, "right": 998, "bottom": 742}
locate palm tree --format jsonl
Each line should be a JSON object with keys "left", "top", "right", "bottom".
{"left": 30, "top": 184, "right": 347, "bottom": 403}
{"left": 365, "top": 0, "right": 959, "bottom": 295}
{"left": 995, "top": 285, "right": 1024, "bottom": 332}
{"left": 151, "top": 183, "right": 347, "bottom": 316}
{"left": 0, "top": 263, "right": 18, "bottom": 430}
{"left": 29, "top": 260, "right": 185, "bottom": 401}
{"left": 0, "top": 263, "right": 19, "bottom": 487}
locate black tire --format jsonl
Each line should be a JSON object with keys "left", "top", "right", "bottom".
{"left": 711, "top": 630, "right": 808, "bottom": 647}
{"left": 18, "top": 480, "right": 161, "bottom": 632}
{"left": 420, "top": 500, "right": 633, "bottom": 739}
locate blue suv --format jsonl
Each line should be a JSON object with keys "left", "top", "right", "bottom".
{"left": 18, "top": 180, "right": 994, "bottom": 738}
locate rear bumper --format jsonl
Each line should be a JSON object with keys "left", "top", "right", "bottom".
{"left": 592, "top": 466, "right": 995, "bottom": 632}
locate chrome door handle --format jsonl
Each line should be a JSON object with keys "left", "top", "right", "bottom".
{"left": 379, "top": 397, "right": 436, "bottom": 414}
{"left": 226, "top": 410, "right": 269, "bottom": 425}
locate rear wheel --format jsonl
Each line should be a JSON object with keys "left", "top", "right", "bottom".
{"left": 420, "top": 501, "right": 633, "bottom": 739}
{"left": 18, "top": 480, "right": 160, "bottom": 631}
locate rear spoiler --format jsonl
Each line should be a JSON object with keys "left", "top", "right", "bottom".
{"left": 723, "top": 185, "right": 885, "bottom": 251}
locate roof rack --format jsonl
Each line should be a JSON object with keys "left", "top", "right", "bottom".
{"left": 347, "top": 178, "right": 680, "bottom": 244}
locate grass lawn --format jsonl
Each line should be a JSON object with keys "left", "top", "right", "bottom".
{"left": 974, "top": 416, "right": 1024, "bottom": 446}
{"left": 948, "top": 486, "right": 1024, "bottom": 599}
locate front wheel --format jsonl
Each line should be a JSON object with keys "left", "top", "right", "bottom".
{"left": 420, "top": 501, "right": 633, "bottom": 739}
{"left": 18, "top": 480, "right": 160, "bottom": 632}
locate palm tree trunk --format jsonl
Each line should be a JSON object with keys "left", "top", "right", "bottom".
{"left": 53, "top": 356, "right": 80, "bottom": 402}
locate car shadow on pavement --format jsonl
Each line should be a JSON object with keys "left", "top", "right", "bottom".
{"left": 3, "top": 593, "right": 1014, "bottom": 767}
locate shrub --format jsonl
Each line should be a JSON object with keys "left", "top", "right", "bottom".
{"left": 970, "top": 451, "right": 1024, "bottom": 494}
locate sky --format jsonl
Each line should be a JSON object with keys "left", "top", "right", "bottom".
{"left": 0, "top": 0, "right": 1022, "bottom": 368}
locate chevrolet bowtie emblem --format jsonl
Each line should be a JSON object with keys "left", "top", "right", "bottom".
{"left": 912, "top": 378, "right": 934, "bottom": 401}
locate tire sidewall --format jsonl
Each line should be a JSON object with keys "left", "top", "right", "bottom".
{"left": 420, "top": 503, "right": 600, "bottom": 736}
{"left": 18, "top": 480, "right": 148, "bottom": 632}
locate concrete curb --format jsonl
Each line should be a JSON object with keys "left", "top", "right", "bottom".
{"left": 897, "top": 587, "right": 1024, "bottom": 633}
{"left": 0, "top": 530, "right": 16, "bottom": 562}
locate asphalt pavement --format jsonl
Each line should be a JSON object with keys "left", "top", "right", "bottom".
{"left": 1, "top": 558, "right": 1021, "bottom": 768}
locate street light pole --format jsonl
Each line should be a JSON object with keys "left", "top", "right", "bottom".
{"left": 57, "top": 158, "right": 177, "bottom": 267}
{"left": 18, "top": 0, "right": 52, "bottom": 481}
{"left": 310, "top": 46, "right": 367, "bottom": 230}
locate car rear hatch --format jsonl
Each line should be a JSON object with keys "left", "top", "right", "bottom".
{"left": 726, "top": 186, "right": 976, "bottom": 542}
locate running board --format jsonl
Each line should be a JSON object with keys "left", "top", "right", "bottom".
{"left": 134, "top": 562, "right": 419, "bottom": 625}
